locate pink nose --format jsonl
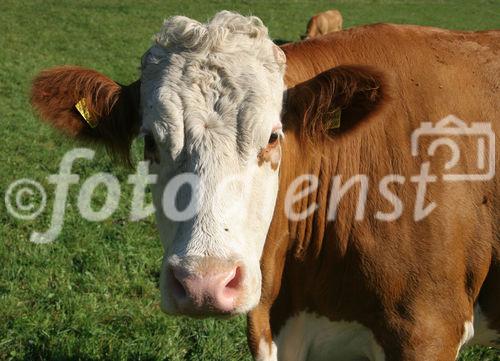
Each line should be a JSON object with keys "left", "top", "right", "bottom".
{"left": 171, "top": 265, "right": 243, "bottom": 314}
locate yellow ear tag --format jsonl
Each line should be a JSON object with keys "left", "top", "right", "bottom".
{"left": 75, "top": 98, "right": 97, "bottom": 128}
{"left": 326, "top": 108, "right": 341, "bottom": 130}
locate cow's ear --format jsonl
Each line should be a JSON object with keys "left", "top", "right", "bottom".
{"left": 31, "top": 66, "right": 141, "bottom": 165}
{"left": 284, "top": 65, "right": 389, "bottom": 140}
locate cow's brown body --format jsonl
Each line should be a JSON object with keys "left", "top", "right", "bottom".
{"left": 248, "top": 24, "right": 500, "bottom": 360}
{"left": 304, "top": 10, "right": 343, "bottom": 39}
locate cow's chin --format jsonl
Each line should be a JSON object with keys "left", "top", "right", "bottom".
{"left": 159, "top": 271, "right": 262, "bottom": 318}
{"left": 160, "top": 296, "right": 260, "bottom": 318}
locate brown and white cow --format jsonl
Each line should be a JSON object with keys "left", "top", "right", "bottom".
{"left": 31, "top": 12, "right": 499, "bottom": 361}
{"left": 302, "top": 9, "right": 343, "bottom": 39}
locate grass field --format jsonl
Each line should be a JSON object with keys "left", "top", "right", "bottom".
{"left": 1, "top": 1, "right": 500, "bottom": 360}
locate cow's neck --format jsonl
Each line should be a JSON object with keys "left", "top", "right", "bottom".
{"left": 250, "top": 39, "right": 383, "bottom": 350}
{"left": 276, "top": 129, "right": 358, "bottom": 261}
{"left": 250, "top": 126, "right": 363, "bottom": 353}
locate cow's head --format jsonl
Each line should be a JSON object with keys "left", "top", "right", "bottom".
{"left": 31, "top": 10, "right": 388, "bottom": 317}
{"left": 31, "top": 11, "right": 286, "bottom": 316}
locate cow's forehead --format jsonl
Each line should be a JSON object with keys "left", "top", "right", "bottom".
{"left": 139, "top": 12, "right": 285, "bottom": 162}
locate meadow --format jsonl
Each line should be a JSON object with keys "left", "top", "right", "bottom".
{"left": 1, "top": 0, "right": 499, "bottom": 360}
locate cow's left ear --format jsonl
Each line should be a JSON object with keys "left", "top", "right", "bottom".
{"left": 31, "top": 66, "right": 141, "bottom": 164}
{"left": 284, "top": 65, "right": 389, "bottom": 139}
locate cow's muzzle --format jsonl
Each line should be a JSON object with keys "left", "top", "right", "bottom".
{"left": 165, "top": 256, "right": 245, "bottom": 316}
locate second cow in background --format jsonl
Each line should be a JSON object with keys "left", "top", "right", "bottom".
{"left": 303, "top": 9, "right": 343, "bottom": 39}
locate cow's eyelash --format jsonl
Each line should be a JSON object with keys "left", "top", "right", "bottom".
{"left": 266, "top": 129, "right": 283, "bottom": 148}
{"left": 143, "top": 132, "right": 160, "bottom": 163}
{"left": 268, "top": 132, "right": 279, "bottom": 144}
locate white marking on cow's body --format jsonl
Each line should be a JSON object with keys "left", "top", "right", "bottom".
{"left": 274, "top": 312, "right": 386, "bottom": 361}
{"left": 461, "top": 320, "right": 475, "bottom": 346}
{"left": 457, "top": 318, "right": 474, "bottom": 359}
{"left": 468, "top": 305, "right": 500, "bottom": 347}
{"left": 256, "top": 338, "right": 278, "bottom": 361}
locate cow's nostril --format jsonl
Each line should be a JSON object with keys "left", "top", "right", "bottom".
{"left": 169, "top": 262, "right": 244, "bottom": 314}
{"left": 225, "top": 266, "right": 242, "bottom": 290}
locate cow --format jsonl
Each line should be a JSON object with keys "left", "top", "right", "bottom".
{"left": 302, "top": 9, "right": 343, "bottom": 39}
{"left": 30, "top": 11, "right": 499, "bottom": 361}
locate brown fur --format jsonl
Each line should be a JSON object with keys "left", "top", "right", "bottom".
{"left": 248, "top": 24, "right": 500, "bottom": 360}
{"left": 31, "top": 66, "right": 141, "bottom": 165}
{"left": 303, "top": 9, "right": 343, "bottom": 39}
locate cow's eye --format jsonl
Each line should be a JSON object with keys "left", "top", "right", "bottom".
{"left": 144, "top": 133, "right": 159, "bottom": 163}
{"left": 268, "top": 131, "right": 279, "bottom": 145}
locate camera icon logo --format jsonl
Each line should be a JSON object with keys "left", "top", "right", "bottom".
{"left": 411, "top": 115, "right": 495, "bottom": 182}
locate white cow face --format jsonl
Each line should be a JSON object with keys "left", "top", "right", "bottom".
{"left": 140, "top": 12, "right": 286, "bottom": 316}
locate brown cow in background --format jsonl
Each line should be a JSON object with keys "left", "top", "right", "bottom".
{"left": 302, "top": 9, "right": 343, "bottom": 39}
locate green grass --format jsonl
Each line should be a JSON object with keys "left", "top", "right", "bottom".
{"left": 1, "top": 0, "right": 499, "bottom": 360}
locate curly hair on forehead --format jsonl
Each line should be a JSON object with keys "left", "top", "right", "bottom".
{"left": 154, "top": 11, "right": 274, "bottom": 57}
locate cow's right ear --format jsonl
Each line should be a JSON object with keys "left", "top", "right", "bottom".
{"left": 31, "top": 66, "right": 141, "bottom": 164}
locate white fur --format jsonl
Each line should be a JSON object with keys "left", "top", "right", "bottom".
{"left": 140, "top": 11, "right": 286, "bottom": 314}
{"left": 456, "top": 318, "right": 474, "bottom": 359}
{"left": 274, "top": 312, "right": 386, "bottom": 361}
{"left": 461, "top": 320, "right": 475, "bottom": 346}
{"left": 256, "top": 338, "right": 278, "bottom": 361}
